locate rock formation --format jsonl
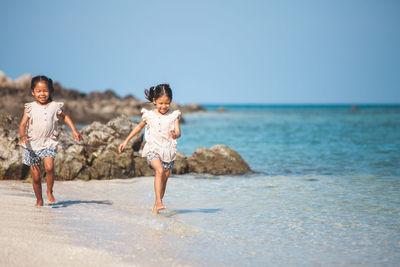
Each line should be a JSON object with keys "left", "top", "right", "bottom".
{"left": 0, "top": 113, "right": 251, "bottom": 180}
{"left": 0, "top": 71, "right": 205, "bottom": 124}
{"left": 187, "top": 145, "right": 251, "bottom": 175}
{"left": 0, "top": 113, "right": 29, "bottom": 180}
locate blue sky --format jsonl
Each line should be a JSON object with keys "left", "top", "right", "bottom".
{"left": 1, "top": 0, "right": 399, "bottom": 104}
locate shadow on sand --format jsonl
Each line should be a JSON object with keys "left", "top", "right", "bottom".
{"left": 49, "top": 200, "right": 113, "bottom": 208}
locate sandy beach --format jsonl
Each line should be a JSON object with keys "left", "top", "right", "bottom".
{"left": 0, "top": 181, "right": 123, "bottom": 266}
{"left": 0, "top": 179, "right": 197, "bottom": 267}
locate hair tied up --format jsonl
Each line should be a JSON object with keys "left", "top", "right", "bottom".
{"left": 144, "top": 84, "right": 172, "bottom": 102}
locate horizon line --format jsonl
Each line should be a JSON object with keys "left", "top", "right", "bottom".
{"left": 196, "top": 103, "right": 400, "bottom": 107}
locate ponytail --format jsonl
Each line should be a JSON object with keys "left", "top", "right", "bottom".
{"left": 144, "top": 86, "right": 157, "bottom": 102}
{"left": 144, "top": 84, "right": 172, "bottom": 103}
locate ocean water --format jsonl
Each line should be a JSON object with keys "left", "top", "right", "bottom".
{"left": 6, "top": 105, "right": 400, "bottom": 266}
{"left": 165, "top": 105, "right": 400, "bottom": 266}
{"left": 182, "top": 105, "right": 400, "bottom": 177}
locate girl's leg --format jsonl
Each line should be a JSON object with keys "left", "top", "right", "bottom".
{"left": 30, "top": 165, "right": 43, "bottom": 206}
{"left": 150, "top": 158, "right": 166, "bottom": 214}
{"left": 43, "top": 157, "right": 56, "bottom": 203}
{"left": 161, "top": 169, "right": 170, "bottom": 200}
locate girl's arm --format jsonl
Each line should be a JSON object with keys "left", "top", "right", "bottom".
{"left": 18, "top": 109, "right": 29, "bottom": 144}
{"left": 59, "top": 112, "right": 82, "bottom": 141}
{"left": 169, "top": 118, "right": 181, "bottom": 139}
{"left": 118, "top": 120, "right": 146, "bottom": 153}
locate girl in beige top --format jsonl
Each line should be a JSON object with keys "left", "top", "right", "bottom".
{"left": 19, "top": 75, "right": 81, "bottom": 206}
{"left": 119, "top": 84, "right": 181, "bottom": 214}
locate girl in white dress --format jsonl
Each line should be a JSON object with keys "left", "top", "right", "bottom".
{"left": 119, "top": 84, "right": 181, "bottom": 214}
{"left": 19, "top": 75, "right": 81, "bottom": 206}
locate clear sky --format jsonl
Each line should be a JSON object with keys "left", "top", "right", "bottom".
{"left": 1, "top": 0, "right": 399, "bottom": 104}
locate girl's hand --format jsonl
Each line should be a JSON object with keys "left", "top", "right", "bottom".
{"left": 73, "top": 130, "right": 82, "bottom": 142}
{"left": 118, "top": 141, "right": 127, "bottom": 153}
{"left": 169, "top": 130, "right": 177, "bottom": 139}
{"left": 19, "top": 136, "right": 28, "bottom": 145}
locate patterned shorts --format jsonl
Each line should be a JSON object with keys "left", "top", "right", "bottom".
{"left": 23, "top": 148, "right": 56, "bottom": 166}
{"left": 147, "top": 153, "right": 175, "bottom": 170}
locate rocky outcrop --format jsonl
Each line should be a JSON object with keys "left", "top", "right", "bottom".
{"left": 0, "top": 71, "right": 205, "bottom": 124}
{"left": 55, "top": 116, "right": 144, "bottom": 180}
{"left": 187, "top": 145, "right": 251, "bottom": 175}
{"left": 0, "top": 113, "right": 251, "bottom": 180}
{"left": 173, "top": 152, "right": 189, "bottom": 174}
{"left": 0, "top": 71, "right": 31, "bottom": 89}
{"left": 0, "top": 113, "right": 29, "bottom": 180}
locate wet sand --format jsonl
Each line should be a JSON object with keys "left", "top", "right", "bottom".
{"left": 0, "top": 179, "right": 194, "bottom": 267}
{"left": 0, "top": 182, "right": 125, "bottom": 266}
{"left": 2, "top": 174, "right": 399, "bottom": 266}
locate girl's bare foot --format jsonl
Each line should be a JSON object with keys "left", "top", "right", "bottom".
{"left": 36, "top": 199, "right": 44, "bottom": 206}
{"left": 47, "top": 190, "right": 56, "bottom": 204}
{"left": 152, "top": 203, "right": 166, "bottom": 215}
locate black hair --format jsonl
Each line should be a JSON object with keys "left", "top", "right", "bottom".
{"left": 31, "top": 75, "right": 55, "bottom": 101}
{"left": 144, "top": 84, "right": 172, "bottom": 102}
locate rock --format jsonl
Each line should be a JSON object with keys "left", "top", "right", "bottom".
{"left": 133, "top": 156, "right": 154, "bottom": 177}
{"left": 0, "top": 71, "right": 31, "bottom": 88}
{"left": 87, "top": 90, "right": 120, "bottom": 100}
{"left": 106, "top": 115, "right": 139, "bottom": 140}
{"left": 217, "top": 107, "right": 227, "bottom": 112}
{"left": 188, "top": 144, "right": 251, "bottom": 175}
{"left": 52, "top": 115, "right": 144, "bottom": 180}
{"left": 54, "top": 143, "right": 86, "bottom": 180}
{"left": 172, "top": 152, "right": 189, "bottom": 174}
{"left": 1, "top": 113, "right": 251, "bottom": 180}
{"left": 0, "top": 71, "right": 13, "bottom": 86}
{"left": 0, "top": 71, "right": 206, "bottom": 124}
{"left": 83, "top": 142, "right": 135, "bottom": 180}
{"left": 179, "top": 103, "right": 206, "bottom": 113}
{"left": 80, "top": 121, "right": 117, "bottom": 148}
{"left": 13, "top": 74, "right": 32, "bottom": 89}
{"left": 62, "top": 115, "right": 143, "bottom": 180}
{"left": 132, "top": 151, "right": 189, "bottom": 176}
{"left": 0, "top": 113, "right": 29, "bottom": 180}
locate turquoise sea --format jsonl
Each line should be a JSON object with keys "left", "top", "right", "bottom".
{"left": 170, "top": 104, "right": 400, "bottom": 265}
{"left": 5, "top": 105, "right": 399, "bottom": 266}
{"left": 184, "top": 104, "right": 400, "bottom": 177}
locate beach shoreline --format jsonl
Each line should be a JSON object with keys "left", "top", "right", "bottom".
{"left": 0, "top": 181, "right": 126, "bottom": 266}
{"left": 0, "top": 179, "right": 197, "bottom": 267}
{"left": 2, "top": 106, "right": 399, "bottom": 266}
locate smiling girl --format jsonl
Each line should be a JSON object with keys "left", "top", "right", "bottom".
{"left": 19, "top": 75, "right": 81, "bottom": 206}
{"left": 119, "top": 84, "right": 181, "bottom": 214}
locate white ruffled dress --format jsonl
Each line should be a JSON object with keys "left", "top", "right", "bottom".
{"left": 141, "top": 108, "right": 181, "bottom": 163}
{"left": 22, "top": 101, "right": 64, "bottom": 150}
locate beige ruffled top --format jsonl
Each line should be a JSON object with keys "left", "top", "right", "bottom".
{"left": 141, "top": 108, "right": 181, "bottom": 163}
{"left": 22, "top": 101, "right": 64, "bottom": 150}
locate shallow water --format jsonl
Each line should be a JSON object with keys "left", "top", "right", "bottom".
{"left": 3, "top": 173, "right": 398, "bottom": 266}
{"left": 3, "top": 105, "right": 400, "bottom": 266}
{"left": 174, "top": 106, "right": 400, "bottom": 265}
{"left": 168, "top": 174, "right": 400, "bottom": 265}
